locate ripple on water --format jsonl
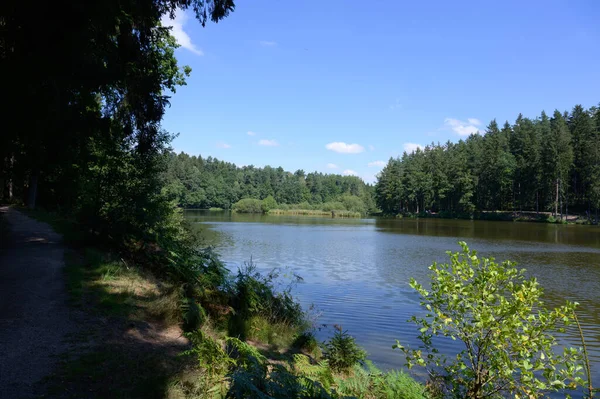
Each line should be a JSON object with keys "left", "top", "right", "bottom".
{"left": 189, "top": 213, "right": 600, "bottom": 398}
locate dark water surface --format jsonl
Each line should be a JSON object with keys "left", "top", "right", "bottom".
{"left": 186, "top": 210, "right": 600, "bottom": 389}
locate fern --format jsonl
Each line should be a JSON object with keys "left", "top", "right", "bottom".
{"left": 292, "top": 354, "right": 334, "bottom": 391}
{"left": 226, "top": 336, "right": 267, "bottom": 372}
{"left": 182, "top": 330, "right": 233, "bottom": 378}
{"left": 180, "top": 293, "right": 206, "bottom": 332}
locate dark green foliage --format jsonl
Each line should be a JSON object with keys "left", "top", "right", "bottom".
{"left": 181, "top": 296, "right": 207, "bottom": 332}
{"left": 323, "top": 326, "right": 367, "bottom": 373}
{"left": 293, "top": 331, "right": 321, "bottom": 357}
{"left": 162, "top": 152, "right": 377, "bottom": 214}
{"left": 228, "top": 261, "right": 304, "bottom": 339}
{"left": 262, "top": 195, "right": 278, "bottom": 213}
{"left": 233, "top": 198, "right": 265, "bottom": 213}
{"left": 182, "top": 330, "right": 235, "bottom": 378}
{"left": 375, "top": 103, "right": 600, "bottom": 221}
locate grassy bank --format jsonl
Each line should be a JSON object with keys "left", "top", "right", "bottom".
{"left": 21, "top": 208, "right": 426, "bottom": 399}
{"left": 232, "top": 197, "right": 368, "bottom": 218}
{"left": 394, "top": 210, "right": 594, "bottom": 225}
{"left": 268, "top": 209, "right": 362, "bottom": 218}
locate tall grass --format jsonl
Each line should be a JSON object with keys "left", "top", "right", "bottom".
{"left": 268, "top": 209, "right": 361, "bottom": 218}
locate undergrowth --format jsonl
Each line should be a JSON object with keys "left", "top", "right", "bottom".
{"left": 25, "top": 208, "right": 427, "bottom": 399}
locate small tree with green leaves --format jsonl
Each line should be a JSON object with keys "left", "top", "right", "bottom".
{"left": 324, "top": 325, "right": 367, "bottom": 373}
{"left": 395, "top": 242, "right": 585, "bottom": 399}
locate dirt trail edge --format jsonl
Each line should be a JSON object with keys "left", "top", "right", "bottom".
{"left": 0, "top": 206, "right": 76, "bottom": 399}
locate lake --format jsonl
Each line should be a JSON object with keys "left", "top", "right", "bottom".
{"left": 186, "top": 210, "right": 600, "bottom": 391}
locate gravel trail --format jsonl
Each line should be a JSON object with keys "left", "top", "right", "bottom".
{"left": 0, "top": 206, "right": 76, "bottom": 399}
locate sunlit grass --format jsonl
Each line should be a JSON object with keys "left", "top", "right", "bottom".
{"left": 269, "top": 209, "right": 361, "bottom": 218}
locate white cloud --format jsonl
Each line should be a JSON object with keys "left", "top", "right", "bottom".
{"left": 247, "top": 131, "right": 256, "bottom": 136}
{"left": 362, "top": 173, "right": 378, "bottom": 184}
{"left": 368, "top": 160, "right": 386, "bottom": 167}
{"left": 326, "top": 163, "right": 338, "bottom": 169}
{"left": 216, "top": 142, "right": 231, "bottom": 149}
{"left": 325, "top": 142, "right": 365, "bottom": 154}
{"left": 389, "top": 99, "right": 402, "bottom": 110}
{"left": 369, "top": 144, "right": 375, "bottom": 151}
{"left": 161, "top": 9, "right": 204, "bottom": 56}
{"left": 258, "top": 139, "right": 279, "bottom": 147}
{"left": 259, "top": 40, "right": 277, "bottom": 47}
{"left": 343, "top": 169, "right": 358, "bottom": 176}
{"left": 403, "top": 143, "right": 424, "bottom": 153}
{"left": 444, "top": 118, "right": 481, "bottom": 136}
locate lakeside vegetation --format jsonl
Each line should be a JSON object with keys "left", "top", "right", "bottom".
{"left": 163, "top": 152, "right": 377, "bottom": 215}
{"left": 375, "top": 104, "right": 600, "bottom": 224}
{"left": 230, "top": 196, "right": 363, "bottom": 218}
{"left": 1, "top": 0, "right": 597, "bottom": 397}
{"left": 18, "top": 209, "right": 596, "bottom": 398}
{"left": 22, "top": 207, "right": 428, "bottom": 398}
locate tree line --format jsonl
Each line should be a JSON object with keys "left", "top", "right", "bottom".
{"left": 375, "top": 104, "right": 600, "bottom": 221}
{"left": 163, "top": 152, "right": 377, "bottom": 213}
{"left": 1, "top": 0, "right": 235, "bottom": 250}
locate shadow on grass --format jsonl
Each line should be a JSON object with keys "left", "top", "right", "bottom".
{"left": 43, "top": 247, "right": 195, "bottom": 399}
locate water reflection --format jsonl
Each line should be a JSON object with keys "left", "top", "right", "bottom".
{"left": 185, "top": 210, "right": 600, "bottom": 394}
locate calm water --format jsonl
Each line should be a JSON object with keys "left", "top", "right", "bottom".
{"left": 186, "top": 210, "right": 600, "bottom": 390}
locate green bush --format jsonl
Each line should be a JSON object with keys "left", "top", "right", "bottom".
{"left": 323, "top": 326, "right": 366, "bottom": 373}
{"left": 295, "top": 201, "right": 313, "bottom": 210}
{"left": 181, "top": 296, "right": 207, "bottom": 332}
{"left": 182, "top": 330, "right": 234, "bottom": 379}
{"left": 232, "top": 198, "right": 264, "bottom": 213}
{"left": 228, "top": 261, "right": 304, "bottom": 340}
{"left": 321, "top": 201, "right": 346, "bottom": 212}
{"left": 261, "top": 195, "right": 278, "bottom": 213}
{"left": 340, "top": 195, "right": 366, "bottom": 214}
{"left": 293, "top": 331, "right": 322, "bottom": 359}
{"left": 395, "top": 242, "right": 585, "bottom": 399}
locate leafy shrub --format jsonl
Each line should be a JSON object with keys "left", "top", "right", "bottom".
{"left": 323, "top": 326, "right": 366, "bottom": 373}
{"left": 228, "top": 261, "right": 304, "bottom": 340}
{"left": 395, "top": 242, "right": 584, "bottom": 399}
{"left": 226, "top": 336, "right": 268, "bottom": 372}
{"left": 233, "top": 198, "right": 264, "bottom": 213}
{"left": 182, "top": 330, "right": 234, "bottom": 379}
{"left": 321, "top": 201, "right": 346, "bottom": 212}
{"left": 340, "top": 195, "right": 366, "bottom": 214}
{"left": 293, "top": 331, "right": 322, "bottom": 359}
{"left": 261, "top": 195, "right": 278, "bottom": 213}
{"left": 181, "top": 295, "right": 207, "bottom": 332}
{"left": 295, "top": 201, "right": 313, "bottom": 210}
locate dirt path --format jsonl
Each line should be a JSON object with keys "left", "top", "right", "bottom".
{"left": 0, "top": 206, "right": 76, "bottom": 399}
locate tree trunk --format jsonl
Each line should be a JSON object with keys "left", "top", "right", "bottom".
{"left": 559, "top": 179, "right": 563, "bottom": 221}
{"left": 518, "top": 182, "right": 522, "bottom": 215}
{"left": 555, "top": 179, "right": 559, "bottom": 217}
{"left": 27, "top": 172, "right": 38, "bottom": 209}
{"left": 7, "top": 177, "right": 13, "bottom": 201}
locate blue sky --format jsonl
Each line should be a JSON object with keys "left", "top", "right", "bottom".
{"left": 161, "top": 0, "right": 600, "bottom": 183}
